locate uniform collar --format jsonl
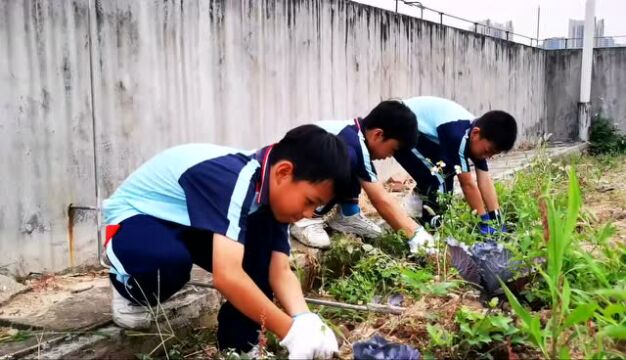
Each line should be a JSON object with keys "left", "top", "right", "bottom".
{"left": 353, "top": 117, "right": 364, "bottom": 135}
{"left": 254, "top": 145, "right": 273, "bottom": 206}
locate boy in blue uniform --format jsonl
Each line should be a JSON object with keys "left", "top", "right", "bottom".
{"left": 396, "top": 96, "right": 518, "bottom": 234}
{"left": 102, "top": 125, "right": 349, "bottom": 358}
{"left": 291, "top": 101, "right": 436, "bottom": 253}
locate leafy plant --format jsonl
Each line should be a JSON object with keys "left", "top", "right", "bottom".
{"left": 326, "top": 248, "right": 420, "bottom": 304}
{"left": 320, "top": 234, "right": 367, "bottom": 281}
{"left": 500, "top": 168, "right": 597, "bottom": 359}
{"left": 589, "top": 115, "right": 626, "bottom": 155}
{"left": 455, "top": 306, "right": 523, "bottom": 350}
{"left": 366, "top": 230, "right": 411, "bottom": 258}
{"left": 427, "top": 323, "right": 454, "bottom": 348}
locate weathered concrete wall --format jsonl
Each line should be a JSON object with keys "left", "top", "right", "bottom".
{"left": 545, "top": 50, "right": 582, "bottom": 141}
{"left": 92, "top": 0, "right": 548, "bottom": 197}
{"left": 546, "top": 48, "right": 626, "bottom": 140}
{"left": 1, "top": 0, "right": 548, "bottom": 274}
{"left": 591, "top": 49, "right": 626, "bottom": 132}
{"left": 0, "top": 1, "right": 98, "bottom": 274}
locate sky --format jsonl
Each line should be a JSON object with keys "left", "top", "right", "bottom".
{"left": 353, "top": 0, "right": 626, "bottom": 41}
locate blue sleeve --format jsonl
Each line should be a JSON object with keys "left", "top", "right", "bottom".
{"left": 178, "top": 155, "right": 258, "bottom": 244}
{"left": 474, "top": 159, "right": 489, "bottom": 172}
{"left": 273, "top": 224, "right": 291, "bottom": 255}
{"left": 339, "top": 128, "right": 377, "bottom": 183}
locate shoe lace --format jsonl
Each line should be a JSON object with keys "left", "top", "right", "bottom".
{"left": 306, "top": 221, "right": 327, "bottom": 237}
{"left": 356, "top": 213, "right": 379, "bottom": 230}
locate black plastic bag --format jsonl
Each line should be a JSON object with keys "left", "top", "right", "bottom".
{"left": 447, "top": 238, "right": 529, "bottom": 298}
{"left": 353, "top": 334, "right": 420, "bottom": 360}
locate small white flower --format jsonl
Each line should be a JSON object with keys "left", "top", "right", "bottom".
{"left": 430, "top": 166, "right": 439, "bottom": 175}
{"left": 437, "top": 160, "right": 446, "bottom": 168}
{"left": 454, "top": 165, "right": 462, "bottom": 174}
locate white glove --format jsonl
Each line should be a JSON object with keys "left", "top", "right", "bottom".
{"left": 280, "top": 312, "right": 338, "bottom": 359}
{"left": 407, "top": 226, "right": 437, "bottom": 254}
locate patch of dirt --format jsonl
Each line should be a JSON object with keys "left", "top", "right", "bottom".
{"left": 582, "top": 159, "right": 626, "bottom": 243}
{"left": 0, "top": 272, "right": 108, "bottom": 318}
{"left": 337, "top": 293, "right": 483, "bottom": 359}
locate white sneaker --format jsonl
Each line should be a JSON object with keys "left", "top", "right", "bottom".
{"left": 111, "top": 285, "right": 153, "bottom": 329}
{"left": 290, "top": 218, "right": 331, "bottom": 249}
{"left": 328, "top": 212, "right": 383, "bottom": 239}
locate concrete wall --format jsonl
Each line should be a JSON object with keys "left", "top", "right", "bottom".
{"left": 591, "top": 49, "right": 626, "bottom": 132}
{"left": 546, "top": 48, "right": 626, "bottom": 140}
{"left": 545, "top": 50, "right": 582, "bottom": 141}
{"left": 92, "top": 0, "right": 548, "bottom": 198}
{"left": 0, "top": 1, "right": 98, "bottom": 274}
{"left": 1, "top": 0, "right": 549, "bottom": 274}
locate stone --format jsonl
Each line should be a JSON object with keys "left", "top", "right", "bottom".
{"left": 0, "top": 274, "right": 27, "bottom": 305}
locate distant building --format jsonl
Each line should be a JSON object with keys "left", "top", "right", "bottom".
{"left": 543, "top": 37, "right": 568, "bottom": 50}
{"left": 568, "top": 18, "right": 607, "bottom": 48}
{"left": 474, "top": 19, "right": 514, "bottom": 40}
{"left": 596, "top": 36, "right": 615, "bottom": 48}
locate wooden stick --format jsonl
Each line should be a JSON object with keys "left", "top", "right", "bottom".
{"left": 188, "top": 281, "right": 405, "bottom": 315}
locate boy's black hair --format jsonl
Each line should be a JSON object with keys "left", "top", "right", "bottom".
{"left": 474, "top": 110, "right": 518, "bottom": 152}
{"left": 361, "top": 100, "right": 418, "bottom": 150}
{"left": 270, "top": 124, "right": 351, "bottom": 197}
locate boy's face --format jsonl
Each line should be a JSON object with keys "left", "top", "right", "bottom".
{"left": 268, "top": 161, "right": 335, "bottom": 223}
{"left": 469, "top": 127, "right": 498, "bottom": 160}
{"left": 365, "top": 129, "right": 401, "bottom": 160}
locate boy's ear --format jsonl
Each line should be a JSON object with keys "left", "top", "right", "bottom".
{"left": 272, "top": 160, "right": 294, "bottom": 185}
{"left": 470, "top": 126, "right": 481, "bottom": 139}
{"left": 372, "top": 128, "right": 385, "bottom": 140}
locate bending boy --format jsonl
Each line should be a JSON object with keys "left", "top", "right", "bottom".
{"left": 395, "top": 96, "right": 518, "bottom": 235}
{"left": 291, "top": 100, "right": 435, "bottom": 253}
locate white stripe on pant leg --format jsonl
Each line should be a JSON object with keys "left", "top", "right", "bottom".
{"left": 106, "top": 240, "right": 131, "bottom": 286}
{"left": 458, "top": 129, "right": 470, "bottom": 173}
{"left": 410, "top": 148, "right": 445, "bottom": 193}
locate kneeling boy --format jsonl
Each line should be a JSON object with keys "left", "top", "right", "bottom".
{"left": 102, "top": 125, "right": 349, "bottom": 358}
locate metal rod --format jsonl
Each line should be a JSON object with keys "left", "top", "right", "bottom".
{"left": 87, "top": 0, "right": 104, "bottom": 262}
{"left": 188, "top": 281, "right": 405, "bottom": 315}
{"left": 305, "top": 298, "right": 405, "bottom": 315}
{"left": 68, "top": 205, "right": 98, "bottom": 211}
{"left": 536, "top": 5, "right": 541, "bottom": 44}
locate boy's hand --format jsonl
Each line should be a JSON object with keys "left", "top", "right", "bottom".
{"left": 407, "top": 226, "right": 437, "bottom": 254}
{"left": 280, "top": 312, "right": 338, "bottom": 359}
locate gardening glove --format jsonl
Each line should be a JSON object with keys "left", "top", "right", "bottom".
{"left": 407, "top": 226, "right": 437, "bottom": 255}
{"left": 280, "top": 312, "right": 338, "bottom": 359}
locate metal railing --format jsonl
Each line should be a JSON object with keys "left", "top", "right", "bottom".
{"left": 540, "top": 36, "right": 626, "bottom": 50}
{"left": 393, "top": 0, "right": 540, "bottom": 47}
{"left": 384, "top": 1, "right": 626, "bottom": 49}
